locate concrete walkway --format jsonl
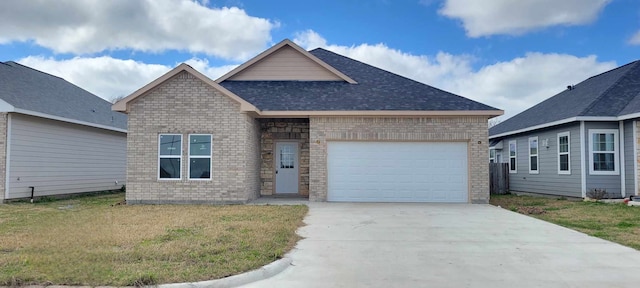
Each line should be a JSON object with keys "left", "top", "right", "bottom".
{"left": 241, "top": 203, "right": 640, "bottom": 288}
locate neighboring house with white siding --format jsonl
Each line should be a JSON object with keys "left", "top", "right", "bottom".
{"left": 0, "top": 61, "right": 127, "bottom": 201}
{"left": 489, "top": 60, "right": 640, "bottom": 199}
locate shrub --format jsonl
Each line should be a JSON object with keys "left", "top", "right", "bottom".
{"left": 587, "top": 188, "right": 608, "bottom": 200}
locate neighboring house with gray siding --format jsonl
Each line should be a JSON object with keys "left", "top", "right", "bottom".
{"left": 114, "top": 39, "right": 502, "bottom": 204}
{"left": 0, "top": 61, "right": 127, "bottom": 201}
{"left": 489, "top": 60, "right": 640, "bottom": 199}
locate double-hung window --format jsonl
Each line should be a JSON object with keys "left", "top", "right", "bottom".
{"left": 159, "top": 134, "right": 182, "bottom": 180}
{"left": 589, "top": 129, "right": 619, "bottom": 175}
{"left": 557, "top": 132, "right": 570, "bottom": 174}
{"left": 189, "top": 134, "right": 212, "bottom": 180}
{"left": 529, "top": 137, "right": 539, "bottom": 174}
{"left": 509, "top": 140, "right": 517, "bottom": 173}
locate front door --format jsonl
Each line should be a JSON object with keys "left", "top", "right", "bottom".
{"left": 275, "top": 142, "right": 299, "bottom": 194}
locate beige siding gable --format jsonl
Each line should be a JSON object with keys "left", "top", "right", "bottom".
{"left": 228, "top": 45, "right": 344, "bottom": 81}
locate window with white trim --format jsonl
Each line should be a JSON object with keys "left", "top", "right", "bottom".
{"left": 529, "top": 137, "right": 539, "bottom": 174}
{"left": 159, "top": 134, "right": 182, "bottom": 180}
{"left": 509, "top": 140, "right": 517, "bottom": 173}
{"left": 558, "top": 132, "right": 570, "bottom": 174}
{"left": 189, "top": 134, "right": 212, "bottom": 180}
{"left": 589, "top": 129, "right": 619, "bottom": 175}
{"left": 489, "top": 148, "right": 496, "bottom": 163}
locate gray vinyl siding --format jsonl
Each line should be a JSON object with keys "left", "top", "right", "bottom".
{"left": 6, "top": 113, "right": 126, "bottom": 199}
{"left": 584, "top": 122, "right": 622, "bottom": 198}
{"left": 624, "top": 120, "right": 635, "bottom": 197}
{"left": 502, "top": 123, "right": 582, "bottom": 197}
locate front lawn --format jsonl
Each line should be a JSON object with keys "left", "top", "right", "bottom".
{"left": 0, "top": 192, "right": 308, "bottom": 286}
{"left": 490, "top": 194, "right": 640, "bottom": 250}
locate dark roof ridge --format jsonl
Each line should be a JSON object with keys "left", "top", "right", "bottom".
{"left": 4, "top": 61, "right": 64, "bottom": 80}
{"left": 579, "top": 61, "right": 640, "bottom": 116}
{"left": 582, "top": 60, "right": 639, "bottom": 82}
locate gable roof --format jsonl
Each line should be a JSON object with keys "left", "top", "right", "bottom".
{"left": 219, "top": 48, "right": 501, "bottom": 114}
{"left": 489, "top": 60, "right": 640, "bottom": 138}
{"left": 216, "top": 39, "right": 357, "bottom": 84}
{"left": 0, "top": 61, "right": 126, "bottom": 132}
{"left": 112, "top": 63, "right": 259, "bottom": 114}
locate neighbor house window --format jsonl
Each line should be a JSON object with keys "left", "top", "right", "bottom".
{"left": 189, "top": 134, "right": 212, "bottom": 180}
{"left": 589, "top": 129, "right": 619, "bottom": 175}
{"left": 558, "top": 132, "right": 570, "bottom": 174}
{"left": 529, "top": 137, "right": 539, "bottom": 174}
{"left": 509, "top": 140, "right": 517, "bottom": 173}
{"left": 489, "top": 148, "right": 496, "bottom": 163}
{"left": 159, "top": 134, "right": 182, "bottom": 180}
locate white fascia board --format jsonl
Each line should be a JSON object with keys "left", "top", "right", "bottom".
{"left": 489, "top": 116, "right": 619, "bottom": 139}
{"left": 0, "top": 99, "right": 16, "bottom": 112}
{"left": 13, "top": 108, "right": 127, "bottom": 133}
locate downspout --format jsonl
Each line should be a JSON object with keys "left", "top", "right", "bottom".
{"left": 635, "top": 120, "right": 638, "bottom": 196}
{"left": 4, "top": 113, "right": 11, "bottom": 201}
{"left": 620, "top": 121, "right": 626, "bottom": 198}
{"left": 580, "top": 121, "right": 587, "bottom": 198}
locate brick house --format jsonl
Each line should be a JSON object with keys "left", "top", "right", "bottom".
{"left": 113, "top": 39, "right": 502, "bottom": 204}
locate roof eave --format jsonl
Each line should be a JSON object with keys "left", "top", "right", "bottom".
{"left": 256, "top": 110, "right": 503, "bottom": 118}
{"left": 489, "top": 116, "right": 621, "bottom": 139}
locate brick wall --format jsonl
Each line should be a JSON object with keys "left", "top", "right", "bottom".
{"left": 126, "top": 71, "right": 256, "bottom": 204}
{"left": 309, "top": 116, "right": 490, "bottom": 203}
{"left": 258, "top": 119, "right": 310, "bottom": 196}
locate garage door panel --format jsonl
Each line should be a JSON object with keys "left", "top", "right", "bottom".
{"left": 327, "top": 142, "right": 468, "bottom": 203}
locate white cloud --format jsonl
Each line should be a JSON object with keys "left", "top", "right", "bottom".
{"left": 0, "top": 0, "right": 277, "bottom": 60}
{"left": 438, "top": 0, "right": 611, "bottom": 37}
{"left": 294, "top": 30, "right": 617, "bottom": 120}
{"left": 629, "top": 31, "right": 640, "bottom": 45}
{"left": 17, "top": 56, "right": 237, "bottom": 102}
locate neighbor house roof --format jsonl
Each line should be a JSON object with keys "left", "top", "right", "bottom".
{"left": 115, "top": 39, "right": 502, "bottom": 117}
{"left": 219, "top": 48, "right": 500, "bottom": 112}
{"left": 0, "top": 61, "right": 127, "bottom": 132}
{"left": 490, "top": 60, "right": 640, "bottom": 138}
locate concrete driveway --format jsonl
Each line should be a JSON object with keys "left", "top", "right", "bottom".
{"left": 241, "top": 202, "right": 640, "bottom": 288}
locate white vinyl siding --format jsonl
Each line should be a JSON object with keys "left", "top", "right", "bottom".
{"left": 6, "top": 114, "right": 126, "bottom": 199}
{"left": 589, "top": 129, "right": 619, "bottom": 175}
{"left": 529, "top": 137, "right": 539, "bottom": 174}
{"left": 509, "top": 140, "right": 517, "bottom": 173}
{"left": 188, "top": 134, "right": 212, "bottom": 180}
{"left": 158, "top": 134, "right": 182, "bottom": 180}
{"left": 558, "top": 132, "right": 571, "bottom": 174}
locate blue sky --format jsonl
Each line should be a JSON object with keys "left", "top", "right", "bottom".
{"left": 0, "top": 0, "right": 638, "bottom": 120}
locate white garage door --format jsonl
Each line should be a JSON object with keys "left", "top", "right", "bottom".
{"left": 327, "top": 142, "right": 468, "bottom": 203}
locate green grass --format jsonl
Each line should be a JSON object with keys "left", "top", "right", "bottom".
{"left": 0, "top": 193, "right": 308, "bottom": 286}
{"left": 491, "top": 194, "right": 640, "bottom": 249}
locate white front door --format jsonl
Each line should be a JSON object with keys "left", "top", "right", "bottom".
{"left": 275, "top": 142, "right": 299, "bottom": 194}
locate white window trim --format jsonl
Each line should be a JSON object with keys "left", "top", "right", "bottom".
{"left": 557, "top": 132, "right": 571, "bottom": 175}
{"left": 588, "top": 129, "right": 619, "bottom": 175}
{"left": 509, "top": 140, "right": 517, "bottom": 174}
{"left": 158, "top": 134, "right": 183, "bottom": 180}
{"left": 188, "top": 134, "right": 213, "bottom": 181}
{"left": 529, "top": 137, "right": 539, "bottom": 174}
{"left": 489, "top": 148, "right": 495, "bottom": 163}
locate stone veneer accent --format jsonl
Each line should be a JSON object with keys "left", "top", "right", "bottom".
{"left": 126, "top": 71, "right": 260, "bottom": 204}
{"left": 258, "top": 119, "right": 310, "bottom": 196}
{"left": 308, "top": 116, "right": 490, "bottom": 203}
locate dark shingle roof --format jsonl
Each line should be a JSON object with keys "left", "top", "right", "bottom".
{"left": 490, "top": 60, "right": 640, "bottom": 137}
{"left": 219, "top": 48, "right": 499, "bottom": 111}
{"left": 0, "top": 61, "right": 126, "bottom": 130}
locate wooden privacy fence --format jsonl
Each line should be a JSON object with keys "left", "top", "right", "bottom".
{"left": 489, "top": 163, "right": 509, "bottom": 195}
